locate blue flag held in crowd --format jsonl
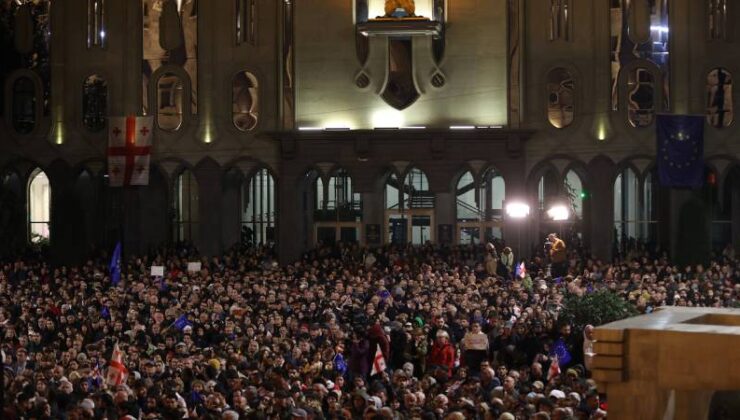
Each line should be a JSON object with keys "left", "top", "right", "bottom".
{"left": 110, "top": 242, "right": 122, "bottom": 286}
{"left": 551, "top": 338, "right": 572, "bottom": 366}
{"left": 174, "top": 314, "right": 192, "bottom": 331}
{"left": 656, "top": 114, "right": 704, "bottom": 188}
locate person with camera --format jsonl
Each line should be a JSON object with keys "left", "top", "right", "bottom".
{"left": 547, "top": 233, "right": 567, "bottom": 277}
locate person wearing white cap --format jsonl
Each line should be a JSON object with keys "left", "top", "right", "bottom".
{"left": 549, "top": 389, "right": 566, "bottom": 400}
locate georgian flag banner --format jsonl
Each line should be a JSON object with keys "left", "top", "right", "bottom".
{"left": 108, "top": 116, "right": 153, "bottom": 187}
{"left": 370, "top": 343, "right": 387, "bottom": 376}
{"left": 105, "top": 343, "right": 128, "bottom": 387}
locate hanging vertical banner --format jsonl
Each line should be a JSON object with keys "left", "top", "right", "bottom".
{"left": 107, "top": 116, "right": 153, "bottom": 187}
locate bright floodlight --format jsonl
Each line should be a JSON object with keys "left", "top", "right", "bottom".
{"left": 547, "top": 204, "right": 570, "bottom": 221}
{"left": 506, "top": 202, "right": 530, "bottom": 219}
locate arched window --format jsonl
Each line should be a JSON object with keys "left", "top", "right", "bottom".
{"left": 83, "top": 75, "right": 108, "bottom": 132}
{"left": 232, "top": 71, "right": 258, "bottom": 131}
{"left": 173, "top": 170, "right": 198, "bottom": 242}
{"left": 547, "top": 68, "right": 575, "bottom": 128}
{"left": 707, "top": 68, "right": 733, "bottom": 128}
{"left": 12, "top": 77, "right": 37, "bottom": 134}
{"left": 385, "top": 168, "right": 434, "bottom": 245}
{"left": 456, "top": 169, "right": 505, "bottom": 244}
{"left": 628, "top": 68, "right": 655, "bottom": 127}
{"left": 242, "top": 168, "right": 275, "bottom": 245}
{"left": 28, "top": 169, "right": 50, "bottom": 243}
{"left": 157, "top": 72, "right": 184, "bottom": 131}
{"left": 314, "top": 169, "right": 362, "bottom": 244}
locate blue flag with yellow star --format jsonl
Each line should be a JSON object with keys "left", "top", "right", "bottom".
{"left": 656, "top": 114, "right": 704, "bottom": 188}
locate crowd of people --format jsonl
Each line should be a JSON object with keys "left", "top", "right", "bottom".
{"left": 1, "top": 239, "right": 738, "bottom": 419}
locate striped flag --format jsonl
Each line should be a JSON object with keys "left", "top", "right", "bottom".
{"left": 106, "top": 343, "right": 128, "bottom": 387}
{"left": 370, "top": 344, "right": 386, "bottom": 376}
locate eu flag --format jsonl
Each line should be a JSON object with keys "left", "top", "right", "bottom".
{"left": 656, "top": 114, "right": 704, "bottom": 188}
{"left": 551, "top": 338, "right": 572, "bottom": 366}
{"left": 110, "top": 242, "right": 122, "bottom": 286}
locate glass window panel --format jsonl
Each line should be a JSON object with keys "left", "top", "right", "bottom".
{"left": 12, "top": 77, "right": 36, "bottom": 134}
{"left": 83, "top": 75, "right": 107, "bottom": 132}
{"left": 456, "top": 172, "right": 478, "bottom": 221}
{"left": 142, "top": 0, "right": 197, "bottom": 115}
{"left": 549, "top": 0, "right": 570, "bottom": 41}
{"left": 610, "top": 0, "right": 669, "bottom": 111}
{"left": 28, "top": 169, "right": 50, "bottom": 243}
{"left": 406, "top": 168, "right": 433, "bottom": 209}
{"left": 87, "top": 0, "right": 106, "bottom": 48}
{"left": 242, "top": 169, "right": 276, "bottom": 245}
{"left": 628, "top": 68, "right": 655, "bottom": 127}
{"left": 233, "top": 71, "right": 259, "bottom": 131}
{"left": 157, "top": 73, "right": 183, "bottom": 131}
{"left": 385, "top": 173, "right": 400, "bottom": 210}
{"left": 707, "top": 68, "right": 733, "bottom": 128}
{"left": 708, "top": 0, "right": 727, "bottom": 41}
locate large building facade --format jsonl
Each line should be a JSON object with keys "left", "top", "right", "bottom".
{"left": 0, "top": 0, "right": 738, "bottom": 264}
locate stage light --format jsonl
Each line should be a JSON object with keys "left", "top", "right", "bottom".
{"left": 506, "top": 202, "right": 530, "bottom": 219}
{"left": 547, "top": 204, "right": 570, "bottom": 221}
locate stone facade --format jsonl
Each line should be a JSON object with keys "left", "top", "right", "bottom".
{"left": 0, "top": 0, "right": 739, "bottom": 264}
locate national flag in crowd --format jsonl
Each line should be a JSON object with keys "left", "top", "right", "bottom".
{"left": 656, "top": 114, "right": 704, "bottom": 188}
{"left": 548, "top": 355, "right": 561, "bottom": 381}
{"left": 370, "top": 344, "right": 386, "bottom": 376}
{"left": 109, "top": 242, "right": 122, "bottom": 286}
{"left": 515, "top": 261, "right": 527, "bottom": 279}
{"left": 173, "top": 314, "right": 192, "bottom": 331}
{"left": 88, "top": 361, "right": 103, "bottom": 390}
{"left": 108, "top": 116, "right": 153, "bottom": 187}
{"left": 106, "top": 343, "right": 128, "bottom": 387}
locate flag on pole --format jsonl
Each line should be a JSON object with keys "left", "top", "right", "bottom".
{"left": 106, "top": 343, "right": 128, "bottom": 387}
{"left": 547, "top": 355, "right": 561, "bottom": 381}
{"left": 109, "top": 242, "right": 122, "bottom": 286}
{"left": 656, "top": 114, "right": 704, "bottom": 188}
{"left": 108, "top": 116, "right": 153, "bottom": 187}
{"left": 370, "top": 344, "right": 386, "bottom": 376}
{"left": 515, "top": 261, "right": 527, "bottom": 279}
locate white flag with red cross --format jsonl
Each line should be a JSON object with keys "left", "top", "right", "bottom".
{"left": 370, "top": 343, "right": 386, "bottom": 376}
{"left": 108, "top": 116, "right": 153, "bottom": 187}
{"left": 105, "top": 342, "right": 128, "bottom": 387}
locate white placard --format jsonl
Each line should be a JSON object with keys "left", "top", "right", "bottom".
{"left": 151, "top": 266, "right": 164, "bottom": 277}
{"left": 187, "top": 262, "right": 202, "bottom": 273}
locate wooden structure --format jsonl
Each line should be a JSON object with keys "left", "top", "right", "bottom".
{"left": 593, "top": 307, "right": 740, "bottom": 419}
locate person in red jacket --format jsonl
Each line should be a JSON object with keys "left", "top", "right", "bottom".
{"left": 427, "top": 330, "right": 455, "bottom": 377}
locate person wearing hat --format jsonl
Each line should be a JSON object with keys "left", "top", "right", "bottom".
{"left": 427, "top": 329, "right": 455, "bottom": 377}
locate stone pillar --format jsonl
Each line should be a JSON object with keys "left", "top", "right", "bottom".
{"left": 195, "top": 161, "right": 223, "bottom": 257}
{"left": 278, "top": 172, "right": 304, "bottom": 264}
{"left": 588, "top": 157, "right": 616, "bottom": 261}
{"left": 362, "top": 191, "right": 384, "bottom": 245}
{"left": 434, "top": 191, "right": 455, "bottom": 244}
